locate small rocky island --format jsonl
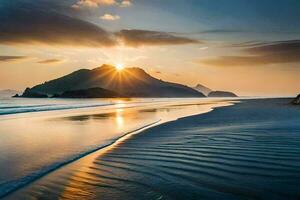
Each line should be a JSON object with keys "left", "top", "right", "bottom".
{"left": 208, "top": 91, "right": 238, "bottom": 97}
{"left": 193, "top": 84, "right": 212, "bottom": 96}
{"left": 292, "top": 94, "right": 300, "bottom": 105}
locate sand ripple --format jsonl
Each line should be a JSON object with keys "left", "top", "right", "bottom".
{"left": 6, "top": 99, "right": 300, "bottom": 200}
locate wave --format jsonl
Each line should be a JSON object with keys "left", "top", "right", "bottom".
{"left": 0, "top": 98, "right": 175, "bottom": 116}
{"left": 0, "top": 103, "right": 115, "bottom": 116}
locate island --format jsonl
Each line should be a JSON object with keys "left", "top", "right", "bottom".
{"left": 16, "top": 64, "right": 205, "bottom": 98}
{"left": 193, "top": 84, "right": 212, "bottom": 96}
{"left": 292, "top": 94, "right": 300, "bottom": 105}
{"left": 208, "top": 91, "right": 238, "bottom": 97}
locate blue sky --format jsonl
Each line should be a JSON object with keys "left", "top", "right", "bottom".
{"left": 0, "top": 0, "right": 299, "bottom": 96}
{"left": 96, "top": 0, "right": 300, "bottom": 39}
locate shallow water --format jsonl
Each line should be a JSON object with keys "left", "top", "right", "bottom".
{"left": 0, "top": 97, "right": 230, "bottom": 197}
{"left": 5, "top": 98, "right": 300, "bottom": 200}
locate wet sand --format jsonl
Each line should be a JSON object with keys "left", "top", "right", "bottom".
{"left": 5, "top": 98, "right": 300, "bottom": 200}
{"left": 0, "top": 98, "right": 231, "bottom": 198}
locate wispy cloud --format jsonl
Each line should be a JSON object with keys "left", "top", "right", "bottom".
{"left": 198, "top": 29, "right": 246, "bottom": 34}
{"left": 0, "top": 56, "right": 28, "bottom": 62}
{"left": 116, "top": 29, "right": 200, "bottom": 47}
{"left": 199, "top": 40, "right": 300, "bottom": 67}
{"left": 37, "top": 59, "right": 64, "bottom": 64}
{"left": 72, "top": 0, "right": 131, "bottom": 9}
{"left": 100, "top": 14, "right": 120, "bottom": 21}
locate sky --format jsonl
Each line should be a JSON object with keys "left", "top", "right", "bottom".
{"left": 0, "top": 0, "right": 300, "bottom": 96}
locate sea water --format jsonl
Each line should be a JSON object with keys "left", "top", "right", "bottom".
{"left": 0, "top": 96, "right": 231, "bottom": 197}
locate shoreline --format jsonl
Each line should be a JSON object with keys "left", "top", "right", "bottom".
{"left": 0, "top": 98, "right": 231, "bottom": 119}
{"left": 0, "top": 120, "right": 161, "bottom": 198}
{"left": 2, "top": 99, "right": 234, "bottom": 198}
{"left": 5, "top": 98, "right": 300, "bottom": 199}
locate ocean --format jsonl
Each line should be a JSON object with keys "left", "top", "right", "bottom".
{"left": 0, "top": 97, "right": 232, "bottom": 198}
{"left": 2, "top": 97, "right": 300, "bottom": 200}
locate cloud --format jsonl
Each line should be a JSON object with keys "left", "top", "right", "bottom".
{"left": 0, "top": 56, "right": 28, "bottom": 62}
{"left": 72, "top": 0, "right": 116, "bottom": 9}
{"left": 120, "top": 0, "right": 132, "bottom": 7}
{"left": 198, "top": 29, "right": 246, "bottom": 34}
{"left": 200, "top": 55, "right": 277, "bottom": 67}
{"left": 0, "top": 2, "right": 199, "bottom": 48}
{"left": 245, "top": 40, "right": 300, "bottom": 55}
{"left": 199, "top": 46, "right": 209, "bottom": 50}
{"left": 199, "top": 40, "right": 300, "bottom": 67}
{"left": 0, "top": 5, "right": 116, "bottom": 47}
{"left": 72, "top": 0, "right": 131, "bottom": 9}
{"left": 116, "top": 29, "right": 200, "bottom": 47}
{"left": 37, "top": 59, "right": 64, "bottom": 64}
{"left": 100, "top": 14, "right": 120, "bottom": 21}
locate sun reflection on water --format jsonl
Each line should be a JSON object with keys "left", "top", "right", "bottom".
{"left": 115, "top": 108, "right": 124, "bottom": 129}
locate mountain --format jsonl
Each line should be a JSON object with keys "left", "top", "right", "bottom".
{"left": 14, "top": 88, "right": 48, "bottom": 98}
{"left": 292, "top": 94, "right": 300, "bottom": 105}
{"left": 53, "top": 87, "right": 120, "bottom": 98}
{"left": 193, "top": 84, "right": 212, "bottom": 96}
{"left": 208, "top": 91, "right": 238, "bottom": 97}
{"left": 21, "top": 64, "right": 205, "bottom": 98}
{"left": 0, "top": 89, "right": 20, "bottom": 97}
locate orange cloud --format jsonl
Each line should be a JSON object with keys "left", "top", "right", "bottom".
{"left": 100, "top": 14, "right": 120, "bottom": 21}
{"left": 72, "top": 0, "right": 132, "bottom": 9}
{"left": 72, "top": 0, "right": 116, "bottom": 9}
{"left": 120, "top": 0, "right": 131, "bottom": 7}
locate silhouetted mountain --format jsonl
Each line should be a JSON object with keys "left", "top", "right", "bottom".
{"left": 21, "top": 64, "right": 205, "bottom": 98}
{"left": 292, "top": 94, "right": 300, "bottom": 105}
{"left": 53, "top": 87, "right": 120, "bottom": 98}
{"left": 193, "top": 84, "right": 212, "bottom": 96}
{"left": 0, "top": 89, "right": 20, "bottom": 97}
{"left": 208, "top": 91, "right": 238, "bottom": 97}
{"left": 19, "top": 88, "right": 48, "bottom": 98}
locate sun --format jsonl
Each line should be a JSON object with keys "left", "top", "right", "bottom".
{"left": 116, "top": 63, "right": 124, "bottom": 71}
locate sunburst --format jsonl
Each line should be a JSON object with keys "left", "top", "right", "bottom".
{"left": 116, "top": 63, "right": 124, "bottom": 71}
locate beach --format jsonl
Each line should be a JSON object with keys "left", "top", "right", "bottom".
{"left": 3, "top": 98, "right": 300, "bottom": 200}
{"left": 2, "top": 1, "right": 300, "bottom": 199}
{"left": 0, "top": 97, "right": 231, "bottom": 198}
